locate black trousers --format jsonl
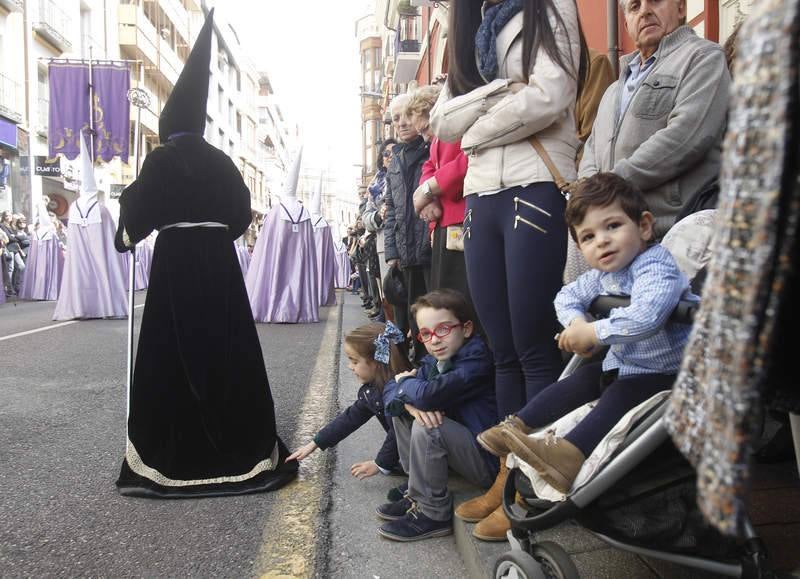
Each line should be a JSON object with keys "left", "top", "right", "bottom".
{"left": 402, "top": 264, "right": 431, "bottom": 364}
{"left": 430, "top": 224, "right": 482, "bottom": 337}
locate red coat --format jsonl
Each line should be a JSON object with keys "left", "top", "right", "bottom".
{"left": 419, "top": 137, "right": 468, "bottom": 232}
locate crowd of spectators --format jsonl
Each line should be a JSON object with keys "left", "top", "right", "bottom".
{"left": 1, "top": 210, "right": 31, "bottom": 297}
{"left": 340, "top": 0, "right": 745, "bottom": 544}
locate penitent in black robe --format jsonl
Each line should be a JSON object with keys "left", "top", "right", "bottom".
{"left": 114, "top": 135, "right": 297, "bottom": 497}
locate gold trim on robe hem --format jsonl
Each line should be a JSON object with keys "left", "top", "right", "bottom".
{"left": 125, "top": 439, "right": 279, "bottom": 487}
{"left": 122, "top": 228, "right": 134, "bottom": 248}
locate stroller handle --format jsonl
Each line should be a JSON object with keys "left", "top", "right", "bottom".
{"left": 590, "top": 296, "right": 699, "bottom": 325}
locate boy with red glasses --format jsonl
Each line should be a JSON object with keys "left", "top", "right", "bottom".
{"left": 377, "top": 289, "right": 498, "bottom": 541}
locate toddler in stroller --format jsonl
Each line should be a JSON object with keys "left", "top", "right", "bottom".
{"left": 489, "top": 175, "right": 777, "bottom": 577}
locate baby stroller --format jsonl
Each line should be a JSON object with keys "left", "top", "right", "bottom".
{"left": 493, "top": 211, "right": 782, "bottom": 579}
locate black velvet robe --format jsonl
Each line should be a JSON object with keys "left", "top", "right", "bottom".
{"left": 114, "top": 135, "right": 297, "bottom": 497}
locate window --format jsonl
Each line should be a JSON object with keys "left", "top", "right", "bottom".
{"left": 218, "top": 86, "right": 224, "bottom": 114}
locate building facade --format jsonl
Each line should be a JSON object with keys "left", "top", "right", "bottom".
{"left": 1, "top": 0, "right": 278, "bottom": 225}
{"left": 370, "top": 0, "right": 751, "bottom": 125}
{"left": 356, "top": 13, "right": 382, "bottom": 189}
{"left": 255, "top": 71, "right": 293, "bottom": 213}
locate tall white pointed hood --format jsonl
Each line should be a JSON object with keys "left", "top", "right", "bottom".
{"left": 277, "top": 147, "right": 310, "bottom": 223}
{"left": 34, "top": 197, "right": 55, "bottom": 239}
{"left": 281, "top": 147, "right": 303, "bottom": 202}
{"left": 310, "top": 173, "right": 323, "bottom": 218}
{"left": 79, "top": 133, "right": 98, "bottom": 198}
{"left": 311, "top": 173, "right": 330, "bottom": 230}
{"left": 68, "top": 133, "right": 102, "bottom": 226}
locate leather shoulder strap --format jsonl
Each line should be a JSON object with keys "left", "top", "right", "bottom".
{"left": 528, "top": 136, "right": 570, "bottom": 191}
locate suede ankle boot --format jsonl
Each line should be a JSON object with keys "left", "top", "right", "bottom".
{"left": 454, "top": 461, "right": 507, "bottom": 523}
{"left": 477, "top": 416, "right": 533, "bottom": 457}
{"left": 472, "top": 504, "right": 510, "bottom": 542}
{"left": 502, "top": 430, "right": 586, "bottom": 494}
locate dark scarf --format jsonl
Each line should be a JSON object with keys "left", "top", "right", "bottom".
{"left": 476, "top": 0, "right": 523, "bottom": 81}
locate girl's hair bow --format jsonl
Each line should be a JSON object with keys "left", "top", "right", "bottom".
{"left": 373, "top": 321, "right": 405, "bottom": 364}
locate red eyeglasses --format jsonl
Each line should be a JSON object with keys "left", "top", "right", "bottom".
{"left": 416, "top": 322, "right": 463, "bottom": 343}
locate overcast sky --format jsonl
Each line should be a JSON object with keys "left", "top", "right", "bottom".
{"left": 218, "top": 0, "right": 374, "bottom": 196}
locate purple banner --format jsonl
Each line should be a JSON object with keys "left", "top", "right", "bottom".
{"left": 48, "top": 63, "right": 90, "bottom": 161}
{"left": 48, "top": 62, "right": 130, "bottom": 163}
{"left": 92, "top": 64, "right": 130, "bottom": 163}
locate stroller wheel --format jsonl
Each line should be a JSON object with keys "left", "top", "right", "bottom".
{"left": 530, "top": 542, "right": 580, "bottom": 579}
{"left": 494, "top": 550, "right": 547, "bottom": 579}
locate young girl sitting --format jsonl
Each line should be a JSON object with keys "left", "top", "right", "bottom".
{"left": 288, "top": 322, "right": 412, "bottom": 480}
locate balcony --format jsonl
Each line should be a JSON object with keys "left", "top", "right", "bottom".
{"left": 0, "top": 73, "right": 23, "bottom": 123}
{"left": 118, "top": 4, "right": 158, "bottom": 67}
{"left": 157, "top": 42, "right": 183, "bottom": 87}
{"left": 159, "top": 0, "right": 190, "bottom": 46}
{"left": 34, "top": 0, "right": 72, "bottom": 53}
{"left": 393, "top": 12, "right": 422, "bottom": 84}
{"left": 0, "top": 0, "right": 23, "bottom": 13}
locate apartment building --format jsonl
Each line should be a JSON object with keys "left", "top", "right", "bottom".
{"left": 355, "top": 12, "right": 382, "bottom": 189}
{"left": 1, "top": 0, "right": 117, "bottom": 219}
{"left": 256, "top": 71, "right": 293, "bottom": 212}
{"left": 0, "top": 0, "right": 25, "bottom": 216}
{"left": 119, "top": 0, "right": 267, "bottom": 217}
{"left": 0, "top": 0, "right": 275, "bottom": 223}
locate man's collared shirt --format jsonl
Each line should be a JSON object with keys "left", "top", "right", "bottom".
{"left": 619, "top": 54, "right": 657, "bottom": 118}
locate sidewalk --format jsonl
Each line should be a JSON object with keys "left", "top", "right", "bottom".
{"left": 328, "top": 292, "right": 800, "bottom": 578}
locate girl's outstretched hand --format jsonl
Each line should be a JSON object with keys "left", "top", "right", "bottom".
{"left": 287, "top": 441, "right": 318, "bottom": 462}
{"left": 350, "top": 460, "right": 380, "bottom": 480}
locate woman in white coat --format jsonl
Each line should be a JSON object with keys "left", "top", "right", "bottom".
{"left": 430, "top": 0, "right": 583, "bottom": 540}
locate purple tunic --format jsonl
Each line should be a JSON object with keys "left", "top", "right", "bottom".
{"left": 18, "top": 235, "right": 64, "bottom": 301}
{"left": 334, "top": 241, "right": 351, "bottom": 289}
{"left": 236, "top": 243, "right": 250, "bottom": 277}
{"left": 245, "top": 204, "right": 319, "bottom": 323}
{"left": 53, "top": 205, "right": 128, "bottom": 320}
{"left": 313, "top": 218, "right": 336, "bottom": 306}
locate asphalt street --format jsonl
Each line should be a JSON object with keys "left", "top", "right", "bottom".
{"left": 1, "top": 293, "right": 321, "bottom": 577}
{"left": 0, "top": 291, "right": 467, "bottom": 578}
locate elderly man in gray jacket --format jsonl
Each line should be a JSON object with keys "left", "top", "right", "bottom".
{"left": 579, "top": 0, "right": 730, "bottom": 239}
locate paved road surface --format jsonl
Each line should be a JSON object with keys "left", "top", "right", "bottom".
{"left": 0, "top": 292, "right": 467, "bottom": 577}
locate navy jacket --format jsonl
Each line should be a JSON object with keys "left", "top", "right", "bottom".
{"left": 313, "top": 382, "right": 399, "bottom": 471}
{"left": 383, "top": 336, "right": 498, "bottom": 439}
{"left": 383, "top": 136, "right": 431, "bottom": 267}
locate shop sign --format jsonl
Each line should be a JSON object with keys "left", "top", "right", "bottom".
{"left": 34, "top": 156, "right": 62, "bottom": 177}
{"left": 109, "top": 184, "right": 125, "bottom": 199}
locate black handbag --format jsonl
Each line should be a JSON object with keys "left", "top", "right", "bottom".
{"left": 382, "top": 265, "right": 407, "bottom": 307}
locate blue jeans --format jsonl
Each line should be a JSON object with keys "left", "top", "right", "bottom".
{"left": 464, "top": 183, "right": 567, "bottom": 417}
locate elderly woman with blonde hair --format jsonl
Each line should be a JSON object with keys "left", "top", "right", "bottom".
{"left": 406, "top": 84, "right": 478, "bottom": 331}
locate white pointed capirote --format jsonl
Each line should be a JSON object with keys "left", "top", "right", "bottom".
{"left": 79, "top": 132, "right": 98, "bottom": 197}
{"left": 68, "top": 132, "right": 102, "bottom": 226}
{"left": 310, "top": 172, "right": 323, "bottom": 218}
{"left": 281, "top": 147, "right": 303, "bottom": 202}
{"left": 35, "top": 198, "right": 55, "bottom": 240}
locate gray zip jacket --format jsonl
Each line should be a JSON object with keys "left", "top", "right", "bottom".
{"left": 579, "top": 26, "right": 730, "bottom": 238}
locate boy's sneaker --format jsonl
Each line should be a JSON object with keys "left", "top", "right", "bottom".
{"left": 375, "top": 497, "right": 413, "bottom": 521}
{"left": 378, "top": 507, "right": 453, "bottom": 542}
{"left": 386, "top": 482, "right": 408, "bottom": 502}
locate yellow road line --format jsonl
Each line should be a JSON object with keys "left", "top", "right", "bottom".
{"left": 254, "top": 298, "right": 342, "bottom": 578}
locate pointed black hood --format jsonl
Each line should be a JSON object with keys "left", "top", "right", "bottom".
{"left": 158, "top": 8, "right": 214, "bottom": 142}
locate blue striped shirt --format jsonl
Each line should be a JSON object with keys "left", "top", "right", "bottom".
{"left": 554, "top": 244, "right": 699, "bottom": 376}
